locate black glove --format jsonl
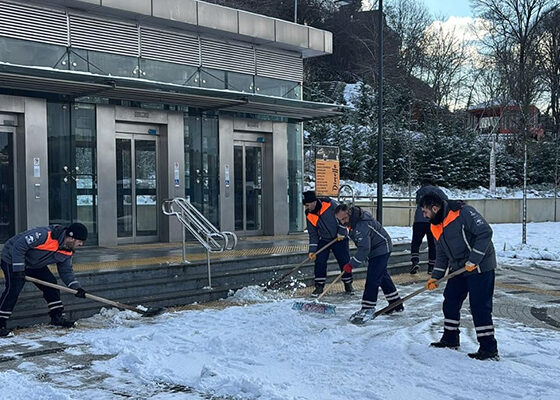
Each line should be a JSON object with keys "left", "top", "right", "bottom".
{"left": 75, "top": 288, "right": 87, "bottom": 298}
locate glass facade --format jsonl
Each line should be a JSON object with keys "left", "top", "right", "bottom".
{"left": 287, "top": 122, "right": 304, "bottom": 232}
{"left": 47, "top": 103, "right": 98, "bottom": 244}
{"left": 184, "top": 114, "right": 220, "bottom": 227}
{"left": 0, "top": 128, "right": 15, "bottom": 243}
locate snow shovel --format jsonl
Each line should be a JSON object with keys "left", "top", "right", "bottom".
{"left": 25, "top": 276, "right": 165, "bottom": 317}
{"left": 372, "top": 266, "right": 469, "bottom": 319}
{"left": 265, "top": 237, "right": 338, "bottom": 290}
{"left": 291, "top": 269, "right": 345, "bottom": 315}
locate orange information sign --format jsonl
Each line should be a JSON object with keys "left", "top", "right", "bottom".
{"left": 315, "top": 159, "right": 340, "bottom": 197}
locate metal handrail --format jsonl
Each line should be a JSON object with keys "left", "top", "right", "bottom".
{"left": 162, "top": 197, "right": 238, "bottom": 289}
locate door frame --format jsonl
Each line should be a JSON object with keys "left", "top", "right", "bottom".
{"left": 0, "top": 116, "right": 18, "bottom": 245}
{"left": 233, "top": 134, "right": 266, "bottom": 236}
{"left": 115, "top": 128, "right": 160, "bottom": 244}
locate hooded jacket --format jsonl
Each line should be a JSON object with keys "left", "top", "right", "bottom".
{"left": 1, "top": 225, "right": 82, "bottom": 289}
{"left": 430, "top": 200, "right": 496, "bottom": 279}
{"left": 347, "top": 207, "right": 393, "bottom": 269}
{"left": 414, "top": 185, "right": 448, "bottom": 223}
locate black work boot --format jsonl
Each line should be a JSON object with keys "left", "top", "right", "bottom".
{"left": 385, "top": 300, "right": 404, "bottom": 315}
{"left": 430, "top": 334, "right": 460, "bottom": 349}
{"left": 0, "top": 320, "right": 11, "bottom": 337}
{"left": 409, "top": 263, "right": 420, "bottom": 274}
{"left": 344, "top": 281, "right": 355, "bottom": 294}
{"left": 468, "top": 348, "right": 499, "bottom": 361}
{"left": 311, "top": 283, "right": 325, "bottom": 297}
{"left": 49, "top": 310, "right": 75, "bottom": 328}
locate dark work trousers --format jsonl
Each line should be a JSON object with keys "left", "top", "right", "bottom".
{"left": 411, "top": 222, "right": 436, "bottom": 271}
{"left": 0, "top": 261, "right": 64, "bottom": 323}
{"left": 361, "top": 253, "right": 400, "bottom": 310}
{"left": 441, "top": 270, "right": 498, "bottom": 352}
{"left": 314, "top": 238, "right": 352, "bottom": 285}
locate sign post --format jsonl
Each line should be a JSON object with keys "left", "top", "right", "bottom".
{"left": 314, "top": 146, "right": 340, "bottom": 197}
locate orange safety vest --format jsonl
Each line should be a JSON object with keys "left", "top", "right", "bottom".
{"left": 306, "top": 201, "right": 332, "bottom": 227}
{"left": 430, "top": 209, "right": 461, "bottom": 241}
{"left": 35, "top": 231, "right": 73, "bottom": 256}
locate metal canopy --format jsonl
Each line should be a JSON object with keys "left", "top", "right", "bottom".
{"left": 0, "top": 64, "right": 344, "bottom": 120}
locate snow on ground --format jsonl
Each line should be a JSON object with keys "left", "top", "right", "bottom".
{"left": 337, "top": 180, "right": 559, "bottom": 199}
{"left": 1, "top": 222, "right": 560, "bottom": 399}
{"left": 387, "top": 221, "right": 560, "bottom": 268}
{"left": 1, "top": 290, "right": 559, "bottom": 400}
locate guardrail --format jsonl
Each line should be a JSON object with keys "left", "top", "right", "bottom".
{"left": 162, "top": 197, "right": 237, "bottom": 288}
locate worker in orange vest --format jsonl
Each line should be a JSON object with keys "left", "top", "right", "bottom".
{"left": 1, "top": 223, "right": 88, "bottom": 337}
{"left": 303, "top": 190, "right": 353, "bottom": 296}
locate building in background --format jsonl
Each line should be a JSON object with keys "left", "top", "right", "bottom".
{"left": 0, "top": 0, "right": 342, "bottom": 246}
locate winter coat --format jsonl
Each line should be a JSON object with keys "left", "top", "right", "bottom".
{"left": 1, "top": 225, "right": 82, "bottom": 289}
{"left": 414, "top": 185, "right": 448, "bottom": 223}
{"left": 430, "top": 200, "right": 497, "bottom": 279}
{"left": 306, "top": 198, "right": 348, "bottom": 252}
{"left": 347, "top": 207, "right": 393, "bottom": 269}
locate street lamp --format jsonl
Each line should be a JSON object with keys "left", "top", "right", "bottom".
{"left": 294, "top": 0, "right": 354, "bottom": 23}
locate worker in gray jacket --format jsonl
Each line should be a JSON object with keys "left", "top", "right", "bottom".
{"left": 420, "top": 193, "right": 498, "bottom": 360}
{"left": 334, "top": 204, "right": 403, "bottom": 324}
{"left": 410, "top": 178, "right": 448, "bottom": 274}
{"left": 0, "top": 223, "right": 88, "bottom": 337}
{"left": 303, "top": 191, "right": 353, "bottom": 296}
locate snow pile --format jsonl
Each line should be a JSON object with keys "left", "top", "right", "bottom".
{"left": 227, "top": 285, "right": 289, "bottom": 302}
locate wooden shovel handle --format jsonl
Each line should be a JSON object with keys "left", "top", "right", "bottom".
{"left": 316, "top": 269, "right": 345, "bottom": 302}
{"left": 25, "top": 276, "right": 145, "bottom": 315}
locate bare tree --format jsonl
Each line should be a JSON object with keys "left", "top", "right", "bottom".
{"left": 473, "top": 0, "right": 555, "bottom": 243}
{"left": 384, "top": 0, "right": 433, "bottom": 77}
{"left": 420, "top": 23, "right": 468, "bottom": 108}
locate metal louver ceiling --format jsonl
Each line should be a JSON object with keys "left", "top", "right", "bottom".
{"left": 140, "top": 27, "right": 200, "bottom": 67}
{"left": 256, "top": 49, "right": 303, "bottom": 82}
{"left": 200, "top": 38, "right": 255, "bottom": 75}
{"left": 0, "top": 1, "right": 67, "bottom": 46}
{"left": 69, "top": 14, "right": 138, "bottom": 57}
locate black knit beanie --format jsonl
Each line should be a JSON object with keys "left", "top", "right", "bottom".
{"left": 66, "top": 223, "right": 88, "bottom": 241}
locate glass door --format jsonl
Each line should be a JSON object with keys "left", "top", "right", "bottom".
{"left": 0, "top": 128, "right": 15, "bottom": 244}
{"left": 116, "top": 135, "right": 158, "bottom": 243}
{"left": 47, "top": 103, "right": 97, "bottom": 245}
{"left": 234, "top": 141, "right": 263, "bottom": 234}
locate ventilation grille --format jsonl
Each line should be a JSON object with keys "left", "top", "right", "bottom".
{"left": 0, "top": 1, "right": 67, "bottom": 46}
{"left": 140, "top": 27, "right": 199, "bottom": 66}
{"left": 69, "top": 14, "right": 138, "bottom": 57}
{"left": 200, "top": 38, "right": 255, "bottom": 75}
{"left": 256, "top": 49, "right": 303, "bottom": 82}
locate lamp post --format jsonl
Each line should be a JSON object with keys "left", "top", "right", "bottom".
{"left": 376, "top": 0, "right": 384, "bottom": 223}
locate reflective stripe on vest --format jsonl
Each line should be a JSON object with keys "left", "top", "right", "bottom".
{"left": 431, "top": 209, "right": 461, "bottom": 241}
{"left": 35, "top": 231, "right": 73, "bottom": 256}
{"left": 306, "top": 201, "right": 332, "bottom": 227}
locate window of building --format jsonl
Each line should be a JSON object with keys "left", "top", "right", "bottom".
{"left": 287, "top": 122, "right": 304, "bottom": 232}
{"left": 184, "top": 113, "right": 220, "bottom": 227}
{"left": 140, "top": 59, "right": 199, "bottom": 86}
{"left": 47, "top": 103, "right": 98, "bottom": 245}
{"left": 255, "top": 76, "right": 301, "bottom": 99}
{"left": 0, "top": 36, "right": 68, "bottom": 69}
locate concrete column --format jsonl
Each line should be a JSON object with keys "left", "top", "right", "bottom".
{"left": 219, "top": 116, "right": 234, "bottom": 232}
{"left": 272, "top": 122, "right": 288, "bottom": 235}
{"left": 96, "top": 105, "right": 117, "bottom": 247}
{"left": 164, "top": 111, "right": 185, "bottom": 242}
{"left": 23, "top": 98, "right": 49, "bottom": 228}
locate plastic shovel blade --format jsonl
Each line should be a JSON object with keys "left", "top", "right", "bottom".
{"left": 292, "top": 301, "right": 337, "bottom": 315}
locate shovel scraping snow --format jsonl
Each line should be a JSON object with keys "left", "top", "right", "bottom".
{"left": 26, "top": 276, "right": 166, "bottom": 317}
{"left": 292, "top": 270, "right": 345, "bottom": 315}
